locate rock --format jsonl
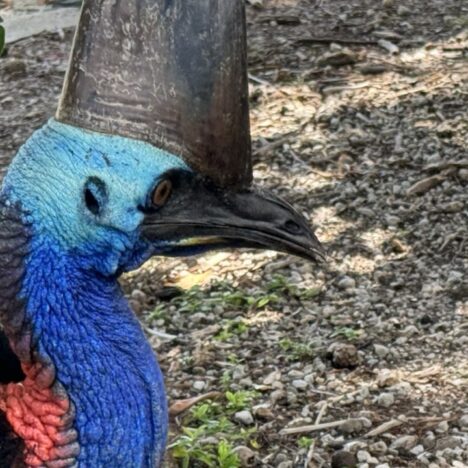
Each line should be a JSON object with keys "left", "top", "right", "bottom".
{"left": 337, "top": 276, "right": 356, "bottom": 290}
{"left": 369, "top": 441, "right": 388, "bottom": 455}
{"left": 234, "top": 410, "right": 254, "bottom": 425}
{"left": 377, "top": 392, "right": 395, "bottom": 408}
{"left": 318, "top": 49, "right": 357, "bottom": 67}
{"left": 234, "top": 446, "right": 255, "bottom": 465}
{"left": 253, "top": 404, "right": 274, "bottom": 420}
{"left": 458, "top": 414, "right": 468, "bottom": 427}
{"left": 277, "top": 462, "right": 293, "bottom": 468}
{"left": 192, "top": 381, "right": 206, "bottom": 392}
{"left": 440, "top": 201, "right": 464, "bottom": 213}
{"left": 328, "top": 343, "right": 360, "bottom": 369}
{"left": 263, "top": 370, "right": 281, "bottom": 386}
{"left": 357, "top": 450, "right": 377, "bottom": 463}
{"left": 397, "top": 5, "right": 411, "bottom": 15}
{"left": 274, "top": 453, "right": 288, "bottom": 464}
{"left": 385, "top": 215, "right": 401, "bottom": 226}
{"left": 376, "top": 464, "right": 390, "bottom": 468}
{"left": 288, "top": 369, "right": 304, "bottom": 379}
{"left": 130, "top": 289, "right": 147, "bottom": 301}
{"left": 321, "top": 434, "right": 345, "bottom": 448}
{"left": 339, "top": 418, "right": 364, "bottom": 434}
{"left": 410, "top": 444, "right": 425, "bottom": 456}
{"left": 374, "top": 344, "right": 389, "bottom": 358}
{"left": 331, "top": 450, "right": 357, "bottom": 468}
{"left": 390, "top": 435, "right": 418, "bottom": 453}
{"left": 435, "top": 420, "right": 449, "bottom": 433}
{"left": 422, "top": 432, "right": 436, "bottom": 450}
{"left": 458, "top": 169, "right": 468, "bottom": 181}
{"left": 402, "top": 325, "right": 419, "bottom": 337}
{"left": 2, "top": 59, "right": 27, "bottom": 77}
{"left": 292, "top": 379, "right": 308, "bottom": 390}
{"left": 436, "top": 436, "right": 461, "bottom": 450}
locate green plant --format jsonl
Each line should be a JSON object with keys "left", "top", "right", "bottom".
{"left": 169, "top": 393, "right": 258, "bottom": 466}
{"left": 279, "top": 338, "right": 317, "bottom": 361}
{"left": 214, "top": 320, "right": 249, "bottom": 341}
{"left": 267, "top": 274, "right": 322, "bottom": 300}
{"left": 221, "top": 369, "right": 233, "bottom": 389}
{"left": 331, "top": 327, "right": 362, "bottom": 341}
{"left": 217, "top": 440, "right": 240, "bottom": 468}
{"left": 298, "top": 436, "right": 314, "bottom": 449}
{"left": 225, "top": 390, "right": 258, "bottom": 412}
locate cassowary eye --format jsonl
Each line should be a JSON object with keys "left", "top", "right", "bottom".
{"left": 152, "top": 180, "right": 172, "bottom": 207}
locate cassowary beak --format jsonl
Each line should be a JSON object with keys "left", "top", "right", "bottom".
{"left": 141, "top": 172, "right": 325, "bottom": 263}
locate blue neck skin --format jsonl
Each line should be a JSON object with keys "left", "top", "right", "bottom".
{"left": 2, "top": 120, "right": 190, "bottom": 466}
{"left": 23, "top": 238, "right": 167, "bottom": 466}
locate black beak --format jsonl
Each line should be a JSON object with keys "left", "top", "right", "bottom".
{"left": 141, "top": 171, "right": 325, "bottom": 263}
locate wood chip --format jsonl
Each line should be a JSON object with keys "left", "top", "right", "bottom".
{"left": 406, "top": 174, "right": 446, "bottom": 196}
{"left": 169, "top": 391, "right": 223, "bottom": 417}
{"left": 365, "top": 419, "right": 403, "bottom": 437}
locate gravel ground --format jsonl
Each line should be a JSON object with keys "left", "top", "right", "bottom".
{"left": 0, "top": 1, "right": 467, "bottom": 467}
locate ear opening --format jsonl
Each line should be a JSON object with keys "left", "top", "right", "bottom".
{"left": 84, "top": 177, "right": 107, "bottom": 216}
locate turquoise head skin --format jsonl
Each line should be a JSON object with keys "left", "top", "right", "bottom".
{"left": 4, "top": 118, "right": 190, "bottom": 276}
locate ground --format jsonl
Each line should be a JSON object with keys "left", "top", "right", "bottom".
{"left": 0, "top": 1, "right": 467, "bottom": 467}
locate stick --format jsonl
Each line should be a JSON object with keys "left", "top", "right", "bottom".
{"left": 304, "top": 403, "right": 328, "bottom": 467}
{"left": 280, "top": 418, "right": 352, "bottom": 435}
{"left": 295, "top": 37, "right": 377, "bottom": 46}
{"left": 365, "top": 419, "right": 403, "bottom": 437}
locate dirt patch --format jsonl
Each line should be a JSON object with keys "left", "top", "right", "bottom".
{"left": 0, "top": 1, "right": 467, "bottom": 466}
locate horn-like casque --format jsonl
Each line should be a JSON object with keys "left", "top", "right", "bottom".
{"left": 57, "top": 0, "right": 252, "bottom": 188}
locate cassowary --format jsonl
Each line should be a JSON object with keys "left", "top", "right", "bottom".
{"left": 0, "top": 0, "right": 324, "bottom": 466}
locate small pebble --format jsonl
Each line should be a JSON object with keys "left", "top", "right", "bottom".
{"left": 435, "top": 420, "right": 449, "bottom": 433}
{"left": 458, "top": 414, "right": 468, "bottom": 427}
{"left": 234, "top": 410, "right": 254, "bottom": 425}
{"left": 410, "top": 444, "right": 425, "bottom": 456}
{"left": 374, "top": 344, "right": 389, "bottom": 358}
{"left": 459, "top": 169, "right": 468, "bottom": 181}
{"left": 292, "top": 379, "right": 308, "bottom": 390}
{"left": 340, "top": 418, "right": 364, "bottom": 434}
{"left": 234, "top": 446, "right": 255, "bottom": 464}
{"left": 377, "top": 392, "right": 395, "bottom": 408}
{"left": 331, "top": 450, "right": 357, "bottom": 468}
{"left": 328, "top": 343, "right": 360, "bottom": 369}
{"left": 369, "top": 441, "right": 388, "bottom": 455}
{"left": 337, "top": 276, "right": 356, "bottom": 290}
{"left": 192, "top": 381, "right": 206, "bottom": 392}
{"left": 391, "top": 435, "right": 418, "bottom": 453}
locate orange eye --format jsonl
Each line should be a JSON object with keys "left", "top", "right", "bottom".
{"left": 152, "top": 179, "right": 172, "bottom": 207}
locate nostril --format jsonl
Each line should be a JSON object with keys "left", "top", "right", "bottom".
{"left": 285, "top": 220, "right": 302, "bottom": 235}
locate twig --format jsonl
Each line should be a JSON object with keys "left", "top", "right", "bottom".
{"left": 280, "top": 418, "right": 353, "bottom": 435}
{"left": 248, "top": 73, "right": 273, "bottom": 87}
{"left": 304, "top": 403, "right": 328, "bottom": 467}
{"left": 254, "top": 121, "right": 310, "bottom": 157}
{"left": 144, "top": 327, "right": 177, "bottom": 341}
{"left": 365, "top": 419, "right": 403, "bottom": 437}
{"left": 169, "top": 391, "right": 223, "bottom": 417}
{"left": 295, "top": 36, "right": 377, "bottom": 46}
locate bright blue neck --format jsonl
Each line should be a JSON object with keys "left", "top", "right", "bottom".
{"left": 22, "top": 234, "right": 168, "bottom": 466}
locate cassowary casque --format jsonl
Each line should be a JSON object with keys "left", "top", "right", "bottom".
{"left": 0, "top": 0, "right": 324, "bottom": 466}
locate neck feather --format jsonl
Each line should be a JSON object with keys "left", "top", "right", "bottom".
{"left": 2, "top": 219, "right": 167, "bottom": 466}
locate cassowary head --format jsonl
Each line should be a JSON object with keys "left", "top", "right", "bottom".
{"left": 5, "top": 119, "right": 322, "bottom": 278}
